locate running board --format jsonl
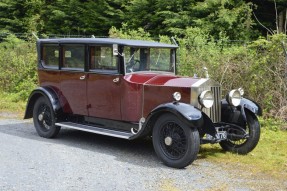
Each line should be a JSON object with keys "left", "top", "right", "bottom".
{"left": 55, "top": 122, "right": 133, "bottom": 140}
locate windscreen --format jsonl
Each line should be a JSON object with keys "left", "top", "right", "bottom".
{"left": 123, "top": 47, "right": 176, "bottom": 74}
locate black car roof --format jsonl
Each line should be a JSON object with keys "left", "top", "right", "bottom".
{"left": 37, "top": 38, "right": 178, "bottom": 48}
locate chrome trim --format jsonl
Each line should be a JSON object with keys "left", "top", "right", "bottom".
{"left": 55, "top": 122, "right": 133, "bottom": 139}
{"left": 190, "top": 79, "right": 221, "bottom": 123}
{"left": 191, "top": 78, "right": 209, "bottom": 88}
{"left": 131, "top": 117, "right": 145, "bottom": 135}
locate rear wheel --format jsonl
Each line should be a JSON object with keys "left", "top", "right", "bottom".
{"left": 152, "top": 113, "right": 200, "bottom": 168}
{"left": 219, "top": 110, "right": 260, "bottom": 154}
{"left": 33, "top": 97, "right": 60, "bottom": 138}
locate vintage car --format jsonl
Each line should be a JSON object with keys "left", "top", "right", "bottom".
{"left": 24, "top": 38, "right": 262, "bottom": 168}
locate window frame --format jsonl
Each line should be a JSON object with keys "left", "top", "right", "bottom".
{"left": 60, "top": 44, "right": 86, "bottom": 72}
{"left": 40, "top": 44, "right": 60, "bottom": 70}
{"left": 88, "top": 45, "right": 120, "bottom": 75}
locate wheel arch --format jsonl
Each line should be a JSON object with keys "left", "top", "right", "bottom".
{"left": 221, "top": 98, "right": 262, "bottom": 124}
{"left": 24, "top": 87, "right": 61, "bottom": 119}
{"left": 131, "top": 102, "right": 204, "bottom": 140}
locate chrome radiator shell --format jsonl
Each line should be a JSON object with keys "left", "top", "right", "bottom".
{"left": 190, "top": 79, "right": 221, "bottom": 123}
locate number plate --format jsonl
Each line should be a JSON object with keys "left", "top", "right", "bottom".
{"left": 216, "top": 131, "right": 227, "bottom": 140}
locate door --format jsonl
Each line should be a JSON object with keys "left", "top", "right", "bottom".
{"left": 60, "top": 44, "right": 88, "bottom": 116}
{"left": 87, "top": 74, "right": 121, "bottom": 120}
{"left": 87, "top": 46, "right": 122, "bottom": 120}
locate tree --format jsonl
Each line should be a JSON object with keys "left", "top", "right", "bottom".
{"left": 123, "top": 0, "right": 254, "bottom": 40}
{"left": 0, "top": 0, "right": 44, "bottom": 34}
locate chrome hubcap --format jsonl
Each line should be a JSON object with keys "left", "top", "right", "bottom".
{"left": 164, "top": 136, "right": 173, "bottom": 146}
{"left": 38, "top": 113, "right": 44, "bottom": 121}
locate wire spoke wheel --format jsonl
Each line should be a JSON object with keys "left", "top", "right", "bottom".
{"left": 33, "top": 97, "right": 60, "bottom": 138}
{"left": 219, "top": 110, "right": 260, "bottom": 154}
{"left": 160, "top": 122, "right": 187, "bottom": 160}
{"left": 36, "top": 103, "right": 52, "bottom": 131}
{"left": 153, "top": 113, "right": 200, "bottom": 169}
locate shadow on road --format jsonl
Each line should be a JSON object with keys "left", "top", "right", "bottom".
{"left": 0, "top": 120, "right": 164, "bottom": 169}
{"left": 0, "top": 120, "right": 225, "bottom": 169}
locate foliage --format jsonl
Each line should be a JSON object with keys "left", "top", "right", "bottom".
{"left": 0, "top": 35, "right": 37, "bottom": 101}
{"left": 259, "top": 117, "right": 287, "bottom": 131}
{"left": 123, "top": 0, "right": 255, "bottom": 40}
{"left": 0, "top": 92, "right": 26, "bottom": 117}
{"left": 177, "top": 29, "right": 287, "bottom": 119}
{"left": 0, "top": 0, "right": 262, "bottom": 40}
{"left": 247, "top": 34, "right": 287, "bottom": 119}
{"left": 109, "top": 24, "right": 153, "bottom": 40}
{"left": 0, "top": 0, "right": 44, "bottom": 33}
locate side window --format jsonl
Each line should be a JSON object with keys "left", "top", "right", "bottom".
{"left": 90, "top": 46, "right": 117, "bottom": 71}
{"left": 62, "top": 45, "right": 85, "bottom": 70}
{"left": 41, "top": 45, "right": 59, "bottom": 68}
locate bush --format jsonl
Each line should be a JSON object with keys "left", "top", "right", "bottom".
{"left": 0, "top": 34, "right": 38, "bottom": 101}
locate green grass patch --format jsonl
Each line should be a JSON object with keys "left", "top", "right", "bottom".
{"left": 0, "top": 92, "right": 26, "bottom": 119}
{"left": 199, "top": 125, "right": 287, "bottom": 179}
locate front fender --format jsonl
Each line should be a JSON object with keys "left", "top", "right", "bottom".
{"left": 221, "top": 97, "right": 262, "bottom": 124}
{"left": 24, "top": 87, "right": 61, "bottom": 119}
{"left": 150, "top": 102, "right": 203, "bottom": 127}
{"left": 240, "top": 98, "right": 262, "bottom": 116}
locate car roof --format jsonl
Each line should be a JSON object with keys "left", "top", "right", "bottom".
{"left": 37, "top": 38, "right": 178, "bottom": 48}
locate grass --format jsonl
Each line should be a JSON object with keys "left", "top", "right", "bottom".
{"left": 199, "top": 125, "right": 287, "bottom": 179}
{"left": 0, "top": 93, "right": 26, "bottom": 119}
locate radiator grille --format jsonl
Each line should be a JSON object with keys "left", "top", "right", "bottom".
{"left": 211, "top": 86, "right": 221, "bottom": 122}
{"left": 191, "top": 79, "right": 221, "bottom": 123}
{"left": 199, "top": 86, "right": 221, "bottom": 123}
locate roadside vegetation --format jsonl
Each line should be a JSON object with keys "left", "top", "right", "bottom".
{"left": 0, "top": 0, "right": 286, "bottom": 180}
{"left": 200, "top": 124, "right": 287, "bottom": 179}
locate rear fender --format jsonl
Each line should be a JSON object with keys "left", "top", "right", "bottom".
{"left": 24, "top": 87, "right": 61, "bottom": 119}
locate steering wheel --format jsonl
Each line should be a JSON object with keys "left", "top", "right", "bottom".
{"left": 126, "top": 59, "right": 140, "bottom": 72}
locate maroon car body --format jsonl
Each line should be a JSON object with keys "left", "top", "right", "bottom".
{"left": 24, "top": 38, "right": 262, "bottom": 168}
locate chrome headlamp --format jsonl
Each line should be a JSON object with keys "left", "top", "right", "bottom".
{"left": 199, "top": 90, "right": 214, "bottom": 108}
{"left": 226, "top": 89, "right": 242, "bottom": 107}
{"left": 173, "top": 92, "right": 181, "bottom": 101}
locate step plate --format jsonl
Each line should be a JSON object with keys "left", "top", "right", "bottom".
{"left": 55, "top": 122, "right": 133, "bottom": 140}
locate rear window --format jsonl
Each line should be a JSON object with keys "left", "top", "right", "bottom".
{"left": 41, "top": 45, "right": 59, "bottom": 69}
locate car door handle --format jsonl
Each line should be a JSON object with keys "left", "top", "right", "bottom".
{"left": 80, "top": 75, "right": 86, "bottom": 80}
{"left": 113, "top": 77, "right": 119, "bottom": 83}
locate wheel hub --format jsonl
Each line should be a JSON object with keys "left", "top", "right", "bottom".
{"left": 164, "top": 136, "right": 173, "bottom": 146}
{"left": 38, "top": 113, "right": 44, "bottom": 121}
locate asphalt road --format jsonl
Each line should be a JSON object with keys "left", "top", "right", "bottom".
{"left": 0, "top": 119, "right": 286, "bottom": 191}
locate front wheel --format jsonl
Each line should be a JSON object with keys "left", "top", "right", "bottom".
{"left": 152, "top": 113, "right": 200, "bottom": 168}
{"left": 33, "top": 96, "right": 60, "bottom": 138}
{"left": 219, "top": 110, "right": 260, "bottom": 154}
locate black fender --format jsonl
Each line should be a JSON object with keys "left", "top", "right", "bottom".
{"left": 240, "top": 98, "right": 262, "bottom": 116}
{"left": 130, "top": 102, "right": 216, "bottom": 140}
{"left": 24, "top": 87, "right": 61, "bottom": 119}
{"left": 221, "top": 97, "right": 262, "bottom": 124}
{"left": 150, "top": 102, "right": 203, "bottom": 127}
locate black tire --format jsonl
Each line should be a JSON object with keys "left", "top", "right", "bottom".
{"left": 152, "top": 113, "right": 200, "bottom": 168}
{"left": 33, "top": 96, "right": 60, "bottom": 138}
{"left": 219, "top": 110, "right": 260, "bottom": 154}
